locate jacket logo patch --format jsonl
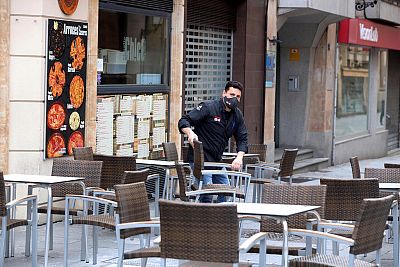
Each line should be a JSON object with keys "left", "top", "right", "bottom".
{"left": 196, "top": 105, "right": 202, "bottom": 111}
{"left": 213, "top": 116, "right": 221, "bottom": 122}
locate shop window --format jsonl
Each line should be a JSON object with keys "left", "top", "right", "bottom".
{"left": 98, "top": 9, "right": 169, "bottom": 88}
{"left": 336, "top": 45, "right": 370, "bottom": 137}
{"left": 377, "top": 50, "right": 388, "bottom": 128}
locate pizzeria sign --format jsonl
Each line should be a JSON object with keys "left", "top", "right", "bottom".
{"left": 45, "top": 19, "right": 88, "bottom": 159}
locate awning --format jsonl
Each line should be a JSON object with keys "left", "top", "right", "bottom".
{"left": 338, "top": 18, "right": 400, "bottom": 51}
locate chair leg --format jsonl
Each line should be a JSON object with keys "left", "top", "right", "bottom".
{"left": 140, "top": 234, "right": 150, "bottom": 267}
{"left": 117, "top": 238, "right": 124, "bottom": 267}
{"left": 49, "top": 215, "right": 53, "bottom": 251}
{"left": 64, "top": 203, "right": 69, "bottom": 267}
{"left": 93, "top": 225, "right": 98, "bottom": 265}
{"left": 1, "top": 217, "right": 7, "bottom": 267}
{"left": 160, "top": 258, "right": 166, "bottom": 267}
{"left": 31, "top": 203, "right": 38, "bottom": 267}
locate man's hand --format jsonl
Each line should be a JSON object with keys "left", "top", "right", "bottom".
{"left": 182, "top": 127, "right": 198, "bottom": 147}
{"left": 231, "top": 151, "right": 245, "bottom": 171}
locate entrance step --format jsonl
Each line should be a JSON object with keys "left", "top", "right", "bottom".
{"left": 274, "top": 148, "right": 313, "bottom": 163}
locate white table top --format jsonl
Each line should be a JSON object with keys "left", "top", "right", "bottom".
{"left": 232, "top": 203, "right": 320, "bottom": 217}
{"left": 136, "top": 159, "right": 177, "bottom": 167}
{"left": 379, "top": 183, "right": 400, "bottom": 190}
{"left": 223, "top": 152, "right": 260, "bottom": 157}
{"left": 4, "top": 174, "right": 84, "bottom": 184}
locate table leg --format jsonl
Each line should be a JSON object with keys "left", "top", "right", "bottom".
{"left": 25, "top": 185, "right": 33, "bottom": 257}
{"left": 393, "top": 203, "right": 399, "bottom": 267}
{"left": 10, "top": 183, "right": 17, "bottom": 257}
{"left": 163, "top": 169, "right": 170, "bottom": 199}
{"left": 282, "top": 219, "right": 289, "bottom": 267}
{"left": 155, "top": 176, "right": 160, "bottom": 217}
{"left": 44, "top": 187, "right": 52, "bottom": 267}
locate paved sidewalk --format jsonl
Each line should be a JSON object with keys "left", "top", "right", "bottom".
{"left": 7, "top": 152, "right": 400, "bottom": 266}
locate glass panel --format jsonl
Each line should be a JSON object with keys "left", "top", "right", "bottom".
{"left": 98, "top": 9, "right": 169, "bottom": 86}
{"left": 377, "top": 50, "right": 388, "bottom": 127}
{"left": 336, "top": 45, "right": 370, "bottom": 137}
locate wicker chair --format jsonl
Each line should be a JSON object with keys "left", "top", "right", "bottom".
{"left": 0, "top": 172, "right": 38, "bottom": 266}
{"left": 162, "top": 142, "right": 192, "bottom": 199}
{"left": 364, "top": 167, "right": 400, "bottom": 183}
{"left": 319, "top": 178, "right": 380, "bottom": 254}
{"left": 247, "top": 183, "right": 326, "bottom": 256}
{"left": 384, "top": 163, "right": 400, "bottom": 168}
{"left": 193, "top": 140, "right": 251, "bottom": 202}
{"left": 64, "top": 182, "right": 159, "bottom": 266}
{"left": 349, "top": 156, "right": 361, "bottom": 178}
{"left": 93, "top": 154, "right": 136, "bottom": 190}
{"left": 37, "top": 159, "right": 103, "bottom": 256}
{"left": 158, "top": 200, "right": 267, "bottom": 267}
{"left": 72, "top": 146, "right": 94, "bottom": 161}
{"left": 289, "top": 195, "right": 394, "bottom": 267}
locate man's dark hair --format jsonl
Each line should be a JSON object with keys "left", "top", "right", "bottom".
{"left": 224, "top": 81, "right": 244, "bottom": 92}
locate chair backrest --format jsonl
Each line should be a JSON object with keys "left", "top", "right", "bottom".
{"left": 350, "top": 195, "right": 394, "bottom": 255}
{"left": 159, "top": 200, "right": 239, "bottom": 263}
{"left": 72, "top": 146, "right": 94, "bottom": 161}
{"left": 93, "top": 154, "right": 136, "bottom": 190}
{"left": 248, "top": 143, "right": 268, "bottom": 162}
{"left": 384, "top": 163, "right": 400, "bottom": 168}
{"left": 114, "top": 182, "right": 151, "bottom": 239}
{"left": 261, "top": 184, "right": 326, "bottom": 232}
{"left": 175, "top": 163, "right": 189, "bottom": 202}
{"left": 193, "top": 140, "right": 204, "bottom": 181}
{"left": 51, "top": 159, "right": 103, "bottom": 197}
{"left": 279, "top": 148, "right": 298, "bottom": 177}
{"left": 364, "top": 167, "right": 400, "bottom": 183}
{"left": 0, "top": 172, "right": 6, "bottom": 217}
{"left": 320, "top": 178, "right": 379, "bottom": 221}
{"left": 162, "top": 142, "right": 179, "bottom": 162}
{"left": 122, "top": 169, "right": 149, "bottom": 184}
{"left": 349, "top": 156, "right": 361, "bottom": 178}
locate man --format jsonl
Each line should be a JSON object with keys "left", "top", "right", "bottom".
{"left": 178, "top": 81, "right": 248, "bottom": 202}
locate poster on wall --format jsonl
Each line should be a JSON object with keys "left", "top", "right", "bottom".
{"left": 45, "top": 19, "right": 88, "bottom": 158}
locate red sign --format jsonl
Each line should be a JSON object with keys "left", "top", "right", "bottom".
{"left": 338, "top": 18, "right": 400, "bottom": 51}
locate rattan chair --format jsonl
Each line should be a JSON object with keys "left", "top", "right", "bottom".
{"left": 93, "top": 154, "right": 136, "bottom": 190}
{"left": 162, "top": 142, "right": 192, "bottom": 199}
{"left": 37, "top": 159, "right": 102, "bottom": 255}
{"left": 0, "top": 172, "right": 38, "bottom": 267}
{"left": 247, "top": 183, "right": 326, "bottom": 256}
{"left": 384, "top": 163, "right": 400, "bottom": 168}
{"left": 364, "top": 167, "right": 400, "bottom": 183}
{"left": 193, "top": 140, "right": 251, "bottom": 202}
{"left": 319, "top": 178, "right": 380, "bottom": 254}
{"left": 349, "top": 156, "right": 361, "bottom": 178}
{"left": 158, "top": 200, "right": 267, "bottom": 267}
{"left": 73, "top": 146, "right": 94, "bottom": 161}
{"left": 289, "top": 195, "right": 394, "bottom": 267}
{"left": 64, "top": 182, "right": 159, "bottom": 266}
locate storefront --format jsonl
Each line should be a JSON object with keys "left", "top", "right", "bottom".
{"left": 96, "top": 0, "right": 173, "bottom": 159}
{"left": 334, "top": 18, "right": 400, "bottom": 163}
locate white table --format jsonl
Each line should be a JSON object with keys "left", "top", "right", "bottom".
{"left": 4, "top": 174, "right": 85, "bottom": 267}
{"left": 233, "top": 203, "right": 320, "bottom": 267}
{"left": 222, "top": 152, "right": 260, "bottom": 158}
{"left": 379, "top": 183, "right": 400, "bottom": 267}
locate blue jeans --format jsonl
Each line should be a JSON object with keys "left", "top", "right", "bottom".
{"left": 190, "top": 162, "right": 229, "bottom": 203}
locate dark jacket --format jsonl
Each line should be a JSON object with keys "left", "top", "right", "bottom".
{"left": 178, "top": 98, "right": 248, "bottom": 162}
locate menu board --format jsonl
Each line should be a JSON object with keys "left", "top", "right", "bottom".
{"left": 45, "top": 19, "right": 88, "bottom": 158}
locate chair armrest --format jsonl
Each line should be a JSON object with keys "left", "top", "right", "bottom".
{"left": 239, "top": 232, "right": 268, "bottom": 252}
{"left": 186, "top": 188, "right": 237, "bottom": 196}
{"left": 93, "top": 190, "right": 116, "bottom": 198}
{"left": 238, "top": 215, "right": 261, "bottom": 223}
{"left": 201, "top": 170, "right": 251, "bottom": 178}
{"left": 154, "top": 235, "right": 161, "bottom": 245}
{"left": 116, "top": 220, "right": 160, "bottom": 231}
{"left": 147, "top": 174, "right": 160, "bottom": 181}
{"left": 288, "top": 228, "right": 354, "bottom": 246}
{"left": 6, "top": 195, "right": 37, "bottom": 209}
{"left": 318, "top": 221, "right": 355, "bottom": 231}
{"left": 65, "top": 194, "right": 117, "bottom": 207}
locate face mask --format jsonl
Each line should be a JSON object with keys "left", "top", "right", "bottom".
{"left": 223, "top": 96, "right": 239, "bottom": 111}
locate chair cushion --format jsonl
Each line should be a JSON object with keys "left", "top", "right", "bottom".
{"left": 202, "top": 184, "right": 245, "bottom": 198}
{"left": 72, "top": 214, "right": 115, "bottom": 229}
{"left": 0, "top": 218, "right": 29, "bottom": 230}
{"left": 289, "top": 254, "right": 377, "bottom": 267}
{"left": 124, "top": 246, "right": 161, "bottom": 259}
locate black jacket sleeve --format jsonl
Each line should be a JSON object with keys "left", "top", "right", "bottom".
{"left": 178, "top": 102, "right": 209, "bottom": 134}
{"left": 233, "top": 110, "right": 248, "bottom": 153}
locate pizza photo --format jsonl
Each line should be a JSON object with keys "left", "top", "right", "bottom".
{"left": 48, "top": 61, "right": 65, "bottom": 98}
{"left": 47, "top": 133, "right": 66, "bottom": 158}
{"left": 69, "top": 111, "right": 80, "bottom": 131}
{"left": 47, "top": 103, "right": 66, "bottom": 130}
{"left": 69, "top": 75, "right": 85, "bottom": 109}
{"left": 67, "top": 131, "right": 84, "bottom": 155}
{"left": 70, "top": 36, "right": 86, "bottom": 71}
{"left": 49, "top": 21, "right": 65, "bottom": 58}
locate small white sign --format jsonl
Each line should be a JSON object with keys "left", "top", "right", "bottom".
{"left": 97, "top": 58, "right": 104, "bottom": 72}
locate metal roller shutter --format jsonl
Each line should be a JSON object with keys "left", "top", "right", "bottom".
{"left": 99, "top": 0, "right": 173, "bottom": 13}
{"left": 187, "top": 0, "right": 237, "bottom": 29}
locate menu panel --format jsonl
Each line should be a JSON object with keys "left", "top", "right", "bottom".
{"left": 45, "top": 19, "right": 88, "bottom": 158}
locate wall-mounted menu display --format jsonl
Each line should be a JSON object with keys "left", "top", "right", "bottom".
{"left": 45, "top": 19, "right": 88, "bottom": 158}
{"left": 96, "top": 93, "right": 168, "bottom": 159}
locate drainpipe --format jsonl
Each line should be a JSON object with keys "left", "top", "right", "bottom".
{"left": 331, "top": 37, "right": 339, "bottom": 166}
